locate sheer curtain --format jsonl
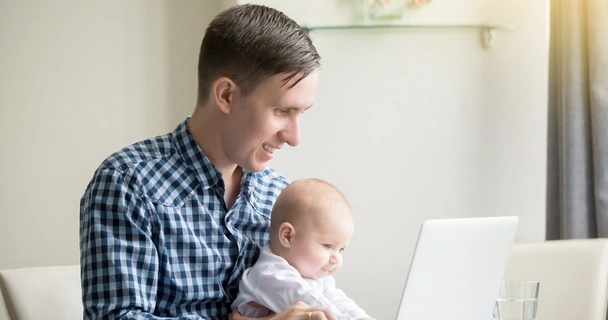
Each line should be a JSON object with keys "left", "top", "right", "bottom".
{"left": 546, "top": 0, "right": 608, "bottom": 239}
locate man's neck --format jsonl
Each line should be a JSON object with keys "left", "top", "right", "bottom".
{"left": 223, "top": 166, "right": 242, "bottom": 209}
{"left": 188, "top": 107, "right": 242, "bottom": 208}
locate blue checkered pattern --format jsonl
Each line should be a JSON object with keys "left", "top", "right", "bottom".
{"left": 80, "top": 118, "right": 289, "bottom": 320}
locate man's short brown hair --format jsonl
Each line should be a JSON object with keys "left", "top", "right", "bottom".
{"left": 197, "top": 4, "right": 321, "bottom": 104}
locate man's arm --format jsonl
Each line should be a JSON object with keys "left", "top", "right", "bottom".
{"left": 231, "top": 301, "right": 338, "bottom": 320}
{"left": 80, "top": 167, "right": 202, "bottom": 320}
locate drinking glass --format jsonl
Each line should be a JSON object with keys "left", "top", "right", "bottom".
{"left": 492, "top": 280, "right": 540, "bottom": 320}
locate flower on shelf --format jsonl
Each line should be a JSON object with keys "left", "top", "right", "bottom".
{"left": 408, "top": 0, "right": 431, "bottom": 9}
{"left": 361, "top": 0, "right": 431, "bottom": 22}
{"left": 370, "top": 0, "right": 432, "bottom": 9}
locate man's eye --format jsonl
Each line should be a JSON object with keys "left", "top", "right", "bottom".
{"left": 276, "top": 109, "right": 288, "bottom": 115}
{"left": 322, "top": 244, "right": 331, "bottom": 249}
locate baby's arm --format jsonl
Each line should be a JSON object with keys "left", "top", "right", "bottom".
{"left": 321, "top": 276, "right": 375, "bottom": 320}
{"left": 242, "top": 267, "right": 352, "bottom": 319}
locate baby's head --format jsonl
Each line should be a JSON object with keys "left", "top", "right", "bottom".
{"left": 269, "top": 178, "right": 354, "bottom": 280}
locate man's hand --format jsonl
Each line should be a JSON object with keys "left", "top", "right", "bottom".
{"left": 229, "top": 301, "right": 337, "bottom": 320}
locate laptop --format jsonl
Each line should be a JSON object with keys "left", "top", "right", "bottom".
{"left": 395, "top": 216, "right": 519, "bottom": 320}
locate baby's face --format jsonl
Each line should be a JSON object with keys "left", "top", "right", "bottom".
{"left": 285, "top": 203, "right": 354, "bottom": 279}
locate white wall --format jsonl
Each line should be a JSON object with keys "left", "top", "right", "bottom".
{"left": 480, "top": 0, "right": 549, "bottom": 242}
{"left": 0, "top": 1, "right": 547, "bottom": 320}
{"left": 0, "top": 1, "right": 220, "bottom": 268}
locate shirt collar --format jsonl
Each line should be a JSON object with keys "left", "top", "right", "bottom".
{"left": 172, "top": 117, "right": 260, "bottom": 200}
{"left": 172, "top": 117, "right": 221, "bottom": 191}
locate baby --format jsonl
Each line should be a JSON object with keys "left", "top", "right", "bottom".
{"left": 231, "top": 178, "right": 374, "bottom": 320}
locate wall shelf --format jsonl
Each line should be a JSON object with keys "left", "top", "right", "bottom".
{"left": 301, "top": 23, "right": 516, "bottom": 49}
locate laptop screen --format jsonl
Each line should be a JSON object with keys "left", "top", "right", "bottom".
{"left": 395, "top": 216, "right": 519, "bottom": 320}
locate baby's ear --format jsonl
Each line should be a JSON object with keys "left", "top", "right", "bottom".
{"left": 278, "top": 222, "right": 295, "bottom": 248}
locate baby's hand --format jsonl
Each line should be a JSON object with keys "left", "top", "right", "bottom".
{"left": 271, "top": 301, "right": 337, "bottom": 320}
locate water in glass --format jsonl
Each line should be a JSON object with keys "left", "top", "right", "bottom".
{"left": 492, "top": 297, "right": 538, "bottom": 320}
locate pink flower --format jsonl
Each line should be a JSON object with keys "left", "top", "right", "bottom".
{"left": 412, "top": 0, "right": 430, "bottom": 7}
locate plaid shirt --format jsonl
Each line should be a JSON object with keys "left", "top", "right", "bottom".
{"left": 80, "top": 118, "right": 289, "bottom": 320}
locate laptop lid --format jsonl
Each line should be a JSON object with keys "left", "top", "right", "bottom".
{"left": 395, "top": 216, "right": 519, "bottom": 320}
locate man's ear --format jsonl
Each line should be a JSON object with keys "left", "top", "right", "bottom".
{"left": 212, "top": 77, "right": 237, "bottom": 115}
{"left": 278, "top": 222, "right": 295, "bottom": 248}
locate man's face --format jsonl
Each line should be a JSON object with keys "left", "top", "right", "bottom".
{"left": 221, "top": 71, "right": 319, "bottom": 172}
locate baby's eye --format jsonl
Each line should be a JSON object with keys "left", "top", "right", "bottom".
{"left": 322, "top": 244, "right": 331, "bottom": 249}
{"left": 276, "top": 108, "right": 289, "bottom": 115}
{"left": 339, "top": 248, "right": 345, "bottom": 253}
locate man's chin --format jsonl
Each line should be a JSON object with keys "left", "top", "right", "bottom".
{"left": 240, "top": 163, "right": 267, "bottom": 173}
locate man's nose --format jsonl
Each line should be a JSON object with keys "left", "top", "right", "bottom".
{"left": 280, "top": 118, "right": 300, "bottom": 147}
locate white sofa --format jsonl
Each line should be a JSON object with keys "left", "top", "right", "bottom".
{"left": 503, "top": 238, "right": 608, "bottom": 320}
{"left": 0, "top": 265, "right": 82, "bottom": 320}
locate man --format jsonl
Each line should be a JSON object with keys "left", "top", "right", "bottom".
{"left": 80, "top": 4, "right": 334, "bottom": 320}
